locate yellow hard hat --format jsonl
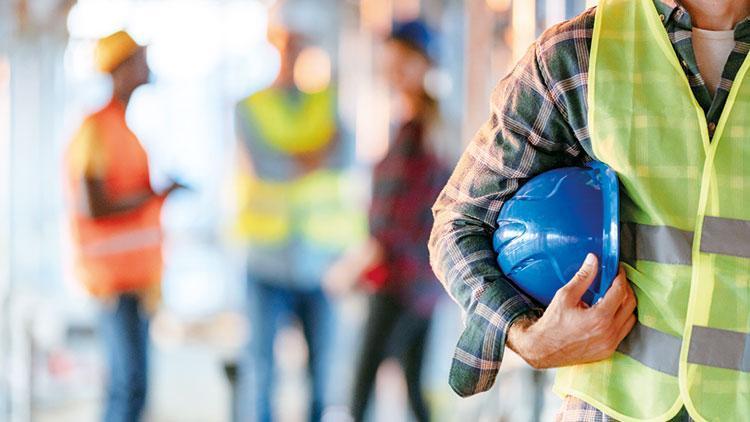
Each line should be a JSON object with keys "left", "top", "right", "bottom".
{"left": 94, "top": 30, "right": 141, "bottom": 73}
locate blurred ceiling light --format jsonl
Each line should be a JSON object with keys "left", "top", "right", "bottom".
{"left": 144, "top": 2, "right": 223, "bottom": 79}
{"left": 393, "top": 0, "right": 420, "bottom": 21}
{"left": 486, "top": 0, "right": 512, "bottom": 13}
{"left": 66, "top": 0, "right": 131, "bottom": 39}
{"left": 293, "top": 46, "right": 332, "bottom": 94}
{"left": 73, "top": 0, "right": 266, "bottom": 79}
{"left": 361, "top": 0, "right": 392, "bottom": 34}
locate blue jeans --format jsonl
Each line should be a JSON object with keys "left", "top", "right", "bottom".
{"left": 238, "top": 279, "right": 333, "bottom": 422}
{"left": 100, "top": 294, "right": 149, "bottom": 422}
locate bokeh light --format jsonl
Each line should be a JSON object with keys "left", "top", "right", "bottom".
{"left": 486, "top": 0, "right": 512, "bottom": 13}
{"left": 293, "top": 46, "right": 332, "bottom": 94}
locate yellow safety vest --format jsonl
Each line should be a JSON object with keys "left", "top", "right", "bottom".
{"left": 554, "top": 1, "right": 750, "bottom": 420}
{"left": 234, "top": 87, "right": 365, "bottom": 250}
{"left": 244, "top": 87, "right": 336, "bottom": 154}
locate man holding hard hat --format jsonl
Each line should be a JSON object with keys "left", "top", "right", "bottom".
{"left": 429, "top": 0, "right": 750, "bottom": 420}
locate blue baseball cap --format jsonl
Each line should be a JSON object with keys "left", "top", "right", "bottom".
{"left": 389, "top": 20, "right": 438, "bottom": 63}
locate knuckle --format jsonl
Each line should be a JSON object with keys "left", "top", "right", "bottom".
{"left": 593, "top": 319, "right": 610, "bottom": 334}
{"left": 553, "top": 289, "right": 568, "bottom": 302}
{"left": 627, "top": 298, "right": 637, "bottom": 312}
{"left": 592, "top": 306, "right": 609, "bottom": 319}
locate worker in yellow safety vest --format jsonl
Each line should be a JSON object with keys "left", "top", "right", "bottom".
{"left": 428, "top": 0, "right": 750, "bottom": 421}
{"left": 65, "top": 31, "right": 183, "bottom": 422}
{"left": 233, "top": 24, "right": 365, "bottom": 422}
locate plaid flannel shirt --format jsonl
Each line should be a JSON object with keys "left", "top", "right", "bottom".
{"left": 371, "top": 119, "right": 451, "bottom": 316}
{"left": 555, "top": 397, "right": 695, "bottom": 422}
{"left": 429, "top": 0, "right": 750, "bottom": 398}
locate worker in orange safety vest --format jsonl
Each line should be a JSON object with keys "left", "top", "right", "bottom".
{"left": 65, "top": 30, "right": 184, "bottom": 422}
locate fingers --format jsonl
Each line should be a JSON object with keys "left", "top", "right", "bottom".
{"left": 615, "top": 313, "right": 637, "bottom": 346}
{"left": 594, "top": 266, "right": 629, "bottom": 315}
{"left": 558, "top": 253, "right": 599, "bottom": 305}
{"left": 612, "top": 278, "right": 637, "bottom": 327}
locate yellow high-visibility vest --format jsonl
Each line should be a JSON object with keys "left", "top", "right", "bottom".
{"left": 234, "top": 87, "right": 365, "bottom": 250}
{"left": 554, "top": 1, "right": 750, "bottom": 420}
{"left": 244, "top": 86, "right": 336, "bottom": 154}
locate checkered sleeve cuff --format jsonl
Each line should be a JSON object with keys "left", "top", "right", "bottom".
{"left": 448, "top": 283, "right": 541, "bottom": 397}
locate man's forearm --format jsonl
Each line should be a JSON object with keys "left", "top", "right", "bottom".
{"left": 83, "top": 177, "right": 158, "bottom": 219}
{"left": 505, "top": 313, "right": 540, "bottom": 363}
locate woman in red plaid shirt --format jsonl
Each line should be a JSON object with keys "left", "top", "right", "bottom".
{"left": 325, "top": 19, "right": 450, "bottom": 422}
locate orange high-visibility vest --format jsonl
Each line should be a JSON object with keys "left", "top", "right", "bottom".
{"left": 66, "top": 99, "right": 163, "bottom": 297}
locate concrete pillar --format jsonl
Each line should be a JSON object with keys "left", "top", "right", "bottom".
{"left": 3, "top": 2, "right": 70, "bottom": 419}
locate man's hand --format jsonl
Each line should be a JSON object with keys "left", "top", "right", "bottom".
{"left": 162, "top": 179, "right": 190, "bottom": 197}
{"left": 507, "top": 253, "right": 637, "bottom": 369}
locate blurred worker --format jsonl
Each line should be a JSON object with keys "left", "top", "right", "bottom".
{"left": 65, "top": 31, "right": 182, "bottom": 422}
{"left": 233, "top": 24, "right": 364, "bottom": 422}
{"left": 325, "top": 20, "right": 449, "bottom": 422}
{"left": 430, "top": 0, "right": 750, "bottom": 421}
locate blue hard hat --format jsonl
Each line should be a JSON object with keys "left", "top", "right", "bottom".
{"left": 493, "top": 161, "right": 619, "bottom": 306}
{"left": 390, "top": 20, "right": 438, "bottom": 62}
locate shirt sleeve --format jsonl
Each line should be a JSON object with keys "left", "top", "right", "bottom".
{"left": 428, "top": 40, "right": 585, "bottom": 397}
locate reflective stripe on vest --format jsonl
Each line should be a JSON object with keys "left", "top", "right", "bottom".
{"left": 617, "top": 321, "right": 681, "bottom": 377}
{"left": 620, "top": 216, "right": 750, "bottom": 265}
{"left": 688, "top": 326, "right": 750, "bottom": 372}
{"left": 620, "top": 223, "right": 694, "bottom": 265}
{"left": 81, "top": 227, "right": 161, "bottom": 257}
{"left": 699, "top": 216, "right": 750, "bottom": 258}
{"left": 616, "top": 321, "right": 750, "bottom": 376}
{"left": 234, "top": 168, "right": 366, "bottom": 249}
{"left": 553, "top": 0, "right": 750, "bottom": 420}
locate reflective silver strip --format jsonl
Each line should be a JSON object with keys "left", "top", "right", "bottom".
{"left": 620, "top": 223, "right": 694, "bottom": 265}
{"left": 700, "top": 216, "right": 750, "bottom": 259}
{"left": 687, "top": 325, "right": 750, "bottom": 372}
{"left": 617, "top": 321, "right": 681, "bottom": 376}
{"left": 81, "top": 227, "right": 161, "bottom": 257}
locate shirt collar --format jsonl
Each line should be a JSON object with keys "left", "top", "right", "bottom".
{"left": 655, "top": 0, "right": 750, "bottom": 38}
{"left": 653, "top": 0, "right": 688, "bottom": 29}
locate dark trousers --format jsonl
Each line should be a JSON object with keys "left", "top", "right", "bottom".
{"left": 350, "top": 293, "right": 432, "bottom": 422}
{"left": 100, "top": 294, "right": 149, "bottom": 422}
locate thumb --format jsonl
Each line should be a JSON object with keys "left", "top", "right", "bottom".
{"left": 560, "top": 253, "right": 598, "bottom": 304}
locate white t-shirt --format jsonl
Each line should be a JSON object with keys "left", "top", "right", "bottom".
{"left": 692, "top": 27, "right": 736, "bottom": 97}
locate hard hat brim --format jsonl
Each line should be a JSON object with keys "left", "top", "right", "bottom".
{"left": 588, "top": 160, "right": 620, "bottom": 304}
